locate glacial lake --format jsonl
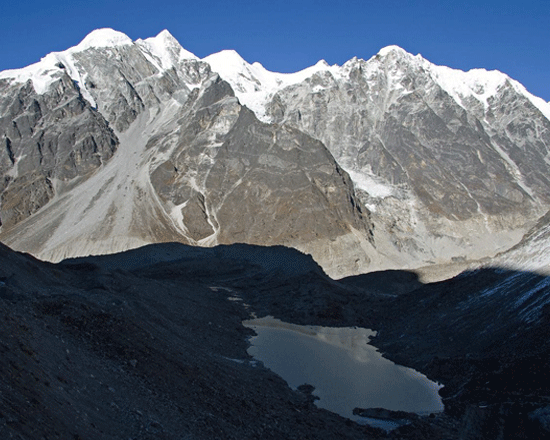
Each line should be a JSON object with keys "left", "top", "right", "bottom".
{"left": 243, "top": 317, "right": 443, "bottom": 425}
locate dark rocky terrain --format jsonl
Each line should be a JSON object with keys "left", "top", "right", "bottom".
{"left": 1, "top": 241, "right": 549, "bottom": 439}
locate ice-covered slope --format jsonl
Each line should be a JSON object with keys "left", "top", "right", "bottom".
{"left": 203, "top": 50, "right": 340, "bottom": 121}
{"left": 428, "top": 60, "right": 550, "bottom": 121}
{"left": 0, "top": 29, "right": 133, "bottom": 107}
{"left": 136, "top": 29, "right": 198, "bottom": 70}
{"left": 0, "top": 29, "right": 199, "bottom": 108}
{"left": 205, "top": 44, "right": 550, "bottom": 126}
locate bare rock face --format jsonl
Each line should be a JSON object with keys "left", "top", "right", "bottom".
{"left": 259, "top": 48, "right": 550, "bottom": 267}
{"left": 0, "top": 172, "right": 54, "bottom": 228}
{"left": 201, "top": 46, "right": 550, "bottom": 269}
{"left": 0, "top": 73, "right": 118, "bottom": 228}
{"left": 211, "top": 109, "right": 370, "bottom": 248}
{"left": 145, "top": 74, "right": 374, "bottom": 276}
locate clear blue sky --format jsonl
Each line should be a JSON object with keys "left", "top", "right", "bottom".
{"left": 1, "top": 0, "right": 548, "bottom": 101}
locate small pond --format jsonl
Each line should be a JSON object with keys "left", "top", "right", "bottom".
{"left": 243, "top": 317, "right": 443, "bottom": 426}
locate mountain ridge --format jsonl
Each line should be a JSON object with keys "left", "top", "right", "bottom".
{"left": 1, "top": 28, "right": 550, "bottom": 276}
{"left": 3, "top": 29, "right": 548, "bottom": 124}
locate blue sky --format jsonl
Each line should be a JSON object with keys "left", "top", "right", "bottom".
{"left": 1, "top": 0, "right": 548, "bottom": 101}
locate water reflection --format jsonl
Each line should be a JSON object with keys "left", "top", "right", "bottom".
{"left": 243, "top": 317, "right": 443, "bottom": 423}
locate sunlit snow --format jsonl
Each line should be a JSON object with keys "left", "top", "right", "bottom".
{"left": 136, "top": 29, "right": 197, "bottom": 71}
{"left": 203, "top": 51, "right": 340, "bottom": 122}
{"left": 2, "top": 30, "right": 549, "bottom": 123}
{"left": 0, "top": 28, "right": 135, "bottom": 106}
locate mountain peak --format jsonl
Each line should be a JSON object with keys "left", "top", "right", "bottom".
{"left": 315, "top": 59, "right": 330, "bottom": 68}
{"left": 155, "top": 29, "right": 176, "bottom": 40}
{"left": 137, "top": 29, "right": 197, "bottom": 70}
{"left": 75, "top": 28, "right": 133, "bottom": 52}
{"left": 0, "top": 28, "right": 134, "bottom": 97}
{"left": 202, "top": 50, "right": 251, "bottom": 83}
{"left": 204, "top": 49, "right": 247, "bottom": 67}
{"left": 377, "top": 45, "right": 411, "bottom": 58}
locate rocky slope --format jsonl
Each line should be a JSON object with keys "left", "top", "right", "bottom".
{"left": 365, "top": 265, "right": 550, "bottom": 439}
{"left": 1, "top": 241, "right": 549, "bottom": 439}
{"left": 489, "top": 207, "right": 550, "bottom": 275}
{"left": 0, "top": 68, "right": 118, "bottom": 229}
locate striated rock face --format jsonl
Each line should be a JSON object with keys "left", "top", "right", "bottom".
{"left": 267, "top": 50, "right": 550, "bottom": 215}
{"left": 0, "top": 74, "right": 118, "bottom": 228}
{"left": 270, "top": 50, "right": 550, "bottom": 262}
{"left": 149, "top": 102, "right": 371, "bottom": 248}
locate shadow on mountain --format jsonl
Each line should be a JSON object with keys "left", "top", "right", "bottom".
{"left": 367, "top": 266, "right": 550, "bottom": 440}
{"left": 1, "top": 241, "right": 550, "bottom": 439}
{"left": 337, "top": 270, "right": 423, "bottom": 295}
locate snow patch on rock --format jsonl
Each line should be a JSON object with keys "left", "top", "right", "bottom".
{"left": 136, "top": 29, "right": 197, "bottom": 71}
{"left": 203, "top": 51, "right": 340, "bottom": 122}
{"left": 0, "top": 28, "right": 134, "bottom": 105}
{"left": 344, "top": 168, "right": 395, "bottom": 199}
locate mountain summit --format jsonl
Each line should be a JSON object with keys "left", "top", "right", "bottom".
{"left": 1, "top": 29, "right": 549, "bottom": 276}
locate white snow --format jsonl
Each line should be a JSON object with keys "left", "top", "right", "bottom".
{"left": 72, "top": 28, "right": 132, "bottom": 51}
{"left": 0, "top": 51, "right": 97, "bottom": 107}
{"left": 368, "top": 45, "right": 512, "bottom": 112}
{"left": 203, "top": 51, "right": 339, "bottom": 121}
{"left": 425, "top": 60, "right": 550, "bottom": 121}
{"left": 203, "top": 42, "right": 550, "bottom": 125}
{"left": 508, "top": 80, "right": 550, "bottom": 122}
{"left": 344, "top": 168, "right": 395, "bottom": 198}
{"left": 3, "top": 32, "right": 549, "bottom": 126}
{"left": 429, "top": 65, "right": 506, "bottom": 109}
{"left": 364, "top": 45, "right": 550, "bottom": 122}
{"left": 376, "top": 45, "right": 411, "bottom": 58}
{"left": 0, "top": 28, "right": 134, "bottom": 105}
{"left": 373, "top": 46, "right": 486, "bottom": 107}
{"left": 136, "top": 29, "right": 197, "bottom": 71}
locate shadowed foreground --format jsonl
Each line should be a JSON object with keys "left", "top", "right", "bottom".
{"left": 1, "top": 242, "right": 549, "bottom": 439}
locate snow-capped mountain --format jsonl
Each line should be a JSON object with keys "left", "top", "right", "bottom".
{"left": 205, "top": 44, "right": 550, "bottom": 132}
{"left": 0, "top": 29, "right": 373, "bottom": 277}
{"left": 205, "top": 44, "right": 550, "bottom": 268}
{"left": 203, "top": 50, "right": 339, "bottom": 122}
{"left": 1, "top": 28, "right": 549, "bottom": 276}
